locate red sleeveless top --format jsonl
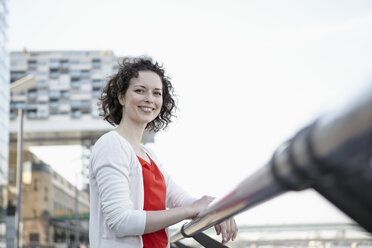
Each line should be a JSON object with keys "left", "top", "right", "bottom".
{"left": 137, "top": 155, "right": 168, "bottom": 248}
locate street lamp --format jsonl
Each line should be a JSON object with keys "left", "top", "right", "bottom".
{"left": 10, "top": 75, "right": 37, "bottom": 248}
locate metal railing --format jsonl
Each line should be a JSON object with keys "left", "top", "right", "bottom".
{"left": 171, "top": 86, "right": 372, "bottom": 243}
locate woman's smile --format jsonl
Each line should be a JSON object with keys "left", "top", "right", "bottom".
{"left": 139, "top": 106, "right": 156, "bottom": 113}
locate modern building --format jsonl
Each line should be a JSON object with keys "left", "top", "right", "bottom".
{"left": 9, "top": 50, "right": 154, "bottom": 149}
{"left": 9, "top": 50, "right": 120, "bottom": 196}
{"left": 10, "top": 50, "right": 118, "bottom": 121}
{"left": 9, "top": 50, "right": 119, "bottom": 156}
{"left": 8, "top": 149, "right": 90, "bottom": 247}
{"left": 0, "top": 0, "right": 9, "bottom": 246}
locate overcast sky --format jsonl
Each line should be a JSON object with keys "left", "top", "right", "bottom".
{"left": 9, "top": 0, "right": 372, "bottom": 225}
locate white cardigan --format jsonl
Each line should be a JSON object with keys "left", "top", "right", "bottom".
{"left": 89, "top": 131, "right": 196, "bottom": 248}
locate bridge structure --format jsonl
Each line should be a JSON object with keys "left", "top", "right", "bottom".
{"left": 9, "top": 115, "right": 154, "bottom": 148}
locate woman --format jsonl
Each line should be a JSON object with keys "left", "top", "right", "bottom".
{"left": 89, "top": 57, "right": 238, "bottom": 248}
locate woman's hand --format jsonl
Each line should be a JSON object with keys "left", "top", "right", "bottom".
{"left": 144, "top": 196, "right": 214, "bottom": 234}
{"left": 187, "top": 195, "right": 215, "bottom": 219}
{"left": 214, "top": 218, "right": 238, "bottom": 245}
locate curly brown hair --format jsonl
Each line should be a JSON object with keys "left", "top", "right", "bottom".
{"left": 99, "top": 57, "right": 176, "bottom": 132}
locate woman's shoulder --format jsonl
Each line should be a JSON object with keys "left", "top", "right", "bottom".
{"left": 92, "top": 131, "right": 133, "bottom": 157}
{"left": 95, "top": 130, "right": 129, "bottom": 147}
{"left": 90, "top": 131, "right": 135, "bottom": 172}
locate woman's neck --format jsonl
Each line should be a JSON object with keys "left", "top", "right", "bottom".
{"left": 115, "top": 119, "right": 145, "bottom": 147}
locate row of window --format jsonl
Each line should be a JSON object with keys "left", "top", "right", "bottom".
{"left": 11, "top": 89, "right": 101, "bottom": 103}
{"left": 23, "top": 58, "right": 103, "bottom": 70}
{"left": 54, "top": 201, "right": 74, "bottom": 216}
{"left": 11, "top": 73, "right": 105, "bottom": 89}
{"left": 9, "top": 109, "right": 101, "bottom": 119}
{"left": 11, "top": 69, "right": 105, "bottom": 80}
{"left": 11, "top": 99, "right": 97, "bottom": 108}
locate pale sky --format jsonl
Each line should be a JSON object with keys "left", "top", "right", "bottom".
{"left": 9, "top": 0, "right": 372, "bottom": 225}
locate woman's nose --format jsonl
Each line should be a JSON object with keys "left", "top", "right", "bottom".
{"left": 145, "top": 92, "right": 154, "bottom": 102}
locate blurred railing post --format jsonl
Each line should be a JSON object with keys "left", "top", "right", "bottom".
{"left": 10, "top": 75, "right": 37, "bottom": 248}
{"left": 74, "top": 174, "right": 80, "bottom": 248}
{"left": 14, "top": 108, "right": 24, "bottom": 248}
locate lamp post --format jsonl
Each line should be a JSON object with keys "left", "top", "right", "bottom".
{"left": 10, "top": 75, "right": 37, "bottom": 248}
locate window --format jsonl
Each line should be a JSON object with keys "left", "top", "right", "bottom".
{"left": 50, "top": 59, "right": 60, "bottom": 68}
{"left": 37, "top": 110, "right": 48, "bottom": 119}
{"left": 11, "top": 71, "right": 26, "bottom": 82}
{"left": 71, "top": 110, "right": 81, "bottom": 118}
{"left": 70, "top": 101, "right": 81, "bottom": 108}
{"left": 92, "top": 90, "right": 101, "bottom": 97}
{"left": 61, "top": 90, "right": 70, "bottom": 98}
{"left": 27, "top": 89, "right": 37, "bottom": 99}
{"left": 37, "top": 80, "right": 48, "bottom": 88}
{"left": 92, "top": 79, "right": 104, "bottom": 89}
{"left": 49, "top": 100, "right": 59, "bottom": 109}
{"left": 34, "top": 179, "right": 38, "bottom": 191}
{"left": 28, "top": 60, "right": 37, "bottom": 70}
{"left": 81, "top": 70, "right": 90, "bottom": 78}
{"left": 8, "top": 167, "right": 15, "bottom": 184}
{"left": 70, "top": 60, "right": 80, "bottom": 65}
{"left": 70, "top": 70, "right": 80, "bottom": 77}
{"left": 49, "top": 69, "right": 59, "bottom": 78}
{"left": 29, "top": 233, "right": 39, "bottom": 242}
{"left": 9, "top": 111, "right": 16, "bottom": 119}
{"left": 27, "top": 110, "right": 37, "bottom": 119}
{"left": 92, "top": 59, "right": 101, "bottom": 68}
{"left": 44, "top": 187, "right": 48, "bottom": 202}
{"left": 49, "top": 90, "right": 61, "bottom": 99}
{"left": 14, "top": 102, "right": 26, "bottom": 109}
{"left": 71, "top": 81, "right": 81, "bottom": 88}
{"left": 60, "top": 60, "right": 69, "bottom": 69}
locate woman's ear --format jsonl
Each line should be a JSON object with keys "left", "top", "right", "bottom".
{"left": 118, "top": 92, "right": 125, "bottom": 106}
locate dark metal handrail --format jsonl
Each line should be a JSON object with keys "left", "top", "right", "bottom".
{"left": 171, "top": 86, "right": 372, "bottom": 243}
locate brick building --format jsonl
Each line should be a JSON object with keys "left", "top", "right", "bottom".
{"left": 8, "top": 150, "right": 89, "bottom": 247}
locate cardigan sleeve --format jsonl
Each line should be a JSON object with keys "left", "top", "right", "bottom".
{"left": 91, "top": 133, "right": 146, "bottom": 237}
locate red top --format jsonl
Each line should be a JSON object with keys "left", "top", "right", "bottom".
{"left": 137, "top": 155, "right": 168, "bottom": 248}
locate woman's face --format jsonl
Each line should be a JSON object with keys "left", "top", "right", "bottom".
{"left": 119, "top": 70, "right": 163, "bottom": 127}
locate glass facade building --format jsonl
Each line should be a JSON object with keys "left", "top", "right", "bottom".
{"left": 0, "top": 0, "right": 9, "bottom": 188}
{"left": 0, "top": 0, "right": 9, "bottom": 246}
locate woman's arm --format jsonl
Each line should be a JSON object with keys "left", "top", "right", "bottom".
{"left": 95, "top": 163, "right": 214, "bottom": 236}
{"left": 144, "top": 195, "right": 214, "bottom": 234}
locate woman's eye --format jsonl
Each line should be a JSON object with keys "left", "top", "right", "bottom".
{"left": 135, "top": 89, "right": 144, "bottom": 93}
{"left": 154, "top": 91, "right": 162, "bottom": 96}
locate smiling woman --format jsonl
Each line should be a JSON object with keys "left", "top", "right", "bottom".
{"left": 89, "top": 57, "right": 238, "bottom": 248}
{"left": 117, "top": 71, "right": 164, "bottom": 129}
{"left": 99, "top": 58, "right": 175, "bottom": 132}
